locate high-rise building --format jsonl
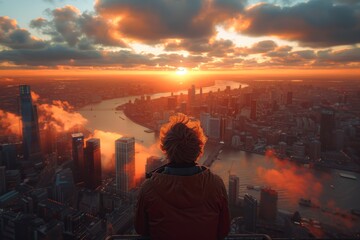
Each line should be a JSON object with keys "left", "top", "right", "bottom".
{"left": 200, "top": 112, "right": 210, "bottom": 135}
{"left": 286, "top": 92, "right": 293, "bottom": 105}
{"left": 53, "top": 168, "right": 75, "bottom": 204}
{"left": 278, "top": 142, "right": 287, "bottom": 156}
{"left": 71, "top": 133, "right": 85, "bottom": 183}
{"left": 84, "top": 138, "right": 102, "bottom": 190}
{"left": 228, "top": 175, "right": 239, "bottom": 206}
{"left": 309, "top": 139, "right": 321, "bottom": 161}
{"left": 208, "top": 116, "right": 221, "bottom": 140}
{"left": 250, "top": 100, "right": 257, "bottom": 121}
{"left": 292, "top": 142, "right": 305, "bottom": 158}
{"left": 259, "top": 188, "right": 278, "bottom": 221}
{"left": 19, "top": 85, "right": 42, "bottom": 163}
{"left": 115, "top": 137, "right": 135, "bottom": 194}
{"left": 187, "top": 84, "right": 196, "bottom": 107}
{"left": 167, "top": 96, "right": 177, "bottom": 110}
{"left": 180, "top": 101, "right": 187, "bottom": 114}
{"left": 333, "top": 129, "right": 345, "bottom": 151}
{"left": 5, "top": 170, "right": 21, "bottom": 191}
{"left": 0, "top": 166, "right": 6, "bottom": 195}
{"left": 244, "top": 194, "right": 258, "bottom": 232}
{"left": 320, "top": 109, "right": 335, "bottom": 151}
{"left": 0, "top": 144, "right": 17, "bottom": 170}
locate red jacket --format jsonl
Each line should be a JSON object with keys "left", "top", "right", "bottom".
{"left": 135, "top": 167, "right": 230, "bottom": 240}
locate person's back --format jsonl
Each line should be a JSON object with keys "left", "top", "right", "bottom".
{"left": 135, "top": 114, "right": 230, "bottom": 240}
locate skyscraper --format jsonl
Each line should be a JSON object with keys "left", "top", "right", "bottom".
{"left": 208, "top": 116, "right": 221, "bottom": 140}
{"left": 200, "top": 112, "right": 210, "bottom": 135}
{"left": 320, "top": 109, "right": 335, "bottom": 151}
{"left": 259, "top": 188, "right": 278, "bottom": 221}
{"left": 250, "top": 100, "right": 257, "bottom": 121}
{"left": 0, "top": 166, "right": 6, "bottom": 195}
{"left": 19, "top": 85, "right": 42, "bottom": 162}
{"left": 187, "top": 84, "right": 196, "bottom": 107}
{"left": 71, "top": 133, "right": 85, "bottom": 183}
{"left": 53, "top": 168, "right": 75, "bottom": 204}
{"left": 228, "top": 175, "right": 239, "bottom": 206}
{"left": 115, "top": 137, "right": 135, "bottom": 194}
{"left": 286, "top": 92, "right": 293, "bottom": 105}
{"left": 244, "top": 194, "right": 258, "bottom": 232}
{"left": 0, "top": 144, "right": 17, "bottom": 170}
{"left": 309, "top": 139, "right": 321, "bottom": 161}
{"left": 84, "top": 138, "right": 102, "bottom": 190}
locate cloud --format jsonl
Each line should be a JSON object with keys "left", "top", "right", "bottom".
{"left": 95, "top": 0, "right": 246, "bottom": 41}
{"left": 237, "top": 0, "right": 360, "bottom": 47}
{"left": 29, "top": 6, "right": 128, "bottom": 48}
{"left": 0, "top": 44, "right": 155, "bottom": 67}
{"left": 0, "top": 16, "right": 48, "bottom": 49}
{"left": 38, "top": 99, "right": 88, "bottom": 132}
{"left": 249, "top": 40, "right": 277, "bottom": 53}
{"left": 0, "top": 109, "right": 21, "bottom": 136}
{"left": 164, "top": 38, "right": 235, "bottom": 58}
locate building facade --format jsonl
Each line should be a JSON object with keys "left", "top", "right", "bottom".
{"left": 115, "top": 137, "right": 135, "bottom": 194}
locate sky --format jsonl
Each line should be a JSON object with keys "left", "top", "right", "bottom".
{"left": 0, "top": 0, "right": 360, "bottom": 75}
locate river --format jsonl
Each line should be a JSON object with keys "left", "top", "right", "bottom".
{"left": 79, "top": 80, "right": 360, "bottom": 232}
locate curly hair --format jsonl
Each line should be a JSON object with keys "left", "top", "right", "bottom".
{"left": 160, "top": 113, "right": 207, "bottom": 164}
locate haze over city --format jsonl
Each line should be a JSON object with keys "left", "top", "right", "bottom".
{"left": 0, "top": 0, "right": 360, "bottom": 239}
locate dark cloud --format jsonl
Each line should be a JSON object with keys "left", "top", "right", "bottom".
{"left": 164, "top": 38, "right": 235, "bottom": 57}
{"left": 52, "top": 5, "right": 82, "bottom": 46}
{"left": 0, "top": 44, "right": 154, "bottom": 67}
{"left": 78, "top": 12, "right": 127, "bottom": 47}
{"left": 238, "top": 0, "right": 360, "bottom": 47}
{"left": 317, "top": 48, "right": 360, "bottom": 62}
{"left": 29, "top": 18, "right": 48, "bottom": 29}
{"left": 0, "top": 16, "right": 48, "bottom": 49}
{"left": 95, "top": 0, "right": 246, "bottom": 41}
{"left": 29, "top": 6, "right": 127, "bottom": 48}
{"left": 249, "top": 40, "right": 277, "bottom": 53}
{"left": 154, "top": 53, "right": 210, "bottom": 68}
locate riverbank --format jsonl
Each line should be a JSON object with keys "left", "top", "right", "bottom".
{"left": 122, "top": 105, "right": 156, "bottom": 131}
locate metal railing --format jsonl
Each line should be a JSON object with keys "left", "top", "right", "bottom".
{"left": 106, "top": 234, "right": 272, "bottom": 240}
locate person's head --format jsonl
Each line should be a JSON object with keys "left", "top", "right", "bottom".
{"left": 160, "top": 113, "right": 207, "bottom": 164}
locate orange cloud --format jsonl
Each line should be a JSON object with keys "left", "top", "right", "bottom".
{"left": 31, "top": 91, "right": 40, "bottom": 102}
{"left": 38, "top": 100, "right": 87, "bottom": 132}
{"left": 0, "top": 109, "right": 21, "bottom": 136}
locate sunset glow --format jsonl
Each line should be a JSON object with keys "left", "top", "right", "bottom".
{"left": 0, "top": 0, "right": 358, "bottom": 76}
{"left": 175, "top": 67, "right": 188, "bottom": 76}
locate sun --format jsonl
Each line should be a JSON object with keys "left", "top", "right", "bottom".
{"left": 175, "top": 67, "right": 188, "bottom": 75}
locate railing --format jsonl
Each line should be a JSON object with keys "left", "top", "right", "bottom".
{"left": 106, "top": 234, "right": 272, "bottom": 240}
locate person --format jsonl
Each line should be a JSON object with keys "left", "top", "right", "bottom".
{"left": 135, "top": 113, "right": 230, "bottom": 240}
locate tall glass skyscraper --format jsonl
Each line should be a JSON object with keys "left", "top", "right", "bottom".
{"left": 19, "top": 85, "right": 42, "bottom": 162}
{"left": 84, "top": 138, "right": 102, "bottom": 190}
{"left": 71, "top": 133, "right": 84, "bottom": 183}
{"left": 320, "top": 108, "right": 335, "bottom": 151}
{"left": 228, "top": 174, "right": 239, "bottom": 207}
{"left": 115, "top": 137, "right": 135, "bottom": 194}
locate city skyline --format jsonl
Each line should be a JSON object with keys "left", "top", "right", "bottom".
{"left": 1, "top": 0, "right": 360, "bottom": 239}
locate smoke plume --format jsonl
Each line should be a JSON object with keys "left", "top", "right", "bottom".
{"left": 257, "top": 149, "right": 323, "bottom": 203}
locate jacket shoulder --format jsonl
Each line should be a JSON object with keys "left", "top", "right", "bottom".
{"left": 208, "top": 170, "right": 225, "bottom": 186}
